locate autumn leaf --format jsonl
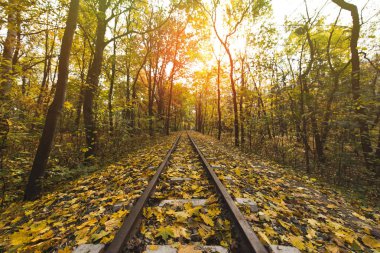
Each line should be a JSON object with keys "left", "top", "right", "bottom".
{"left": 178, "top": 245, "right": 202, "bottom": 253}
{"left": 172, "top": 226, "right": 190, "bottom": 239}
{"left": 91, "top": 230, "right": 109, "bottom": 242}
{"left": 258, "top": 231, "right": 271, "bottom": 245}
{"left": 288, "top": 235, "right": 306, "bottom": 250}
{"left": 174, "top": 211, "right": 191, "bottom": 223}
{"left": 325, "top": 244, "right": 340, "bottom": 253}
{"left": 155, "top": 226, "right": 175, "bottom": 241}
{"left": 199, "top": 213, "right": 214, "bottom": 226}
{"left": 362, "top": 235, "right": 380, "bottom": 249}
{"left": 10, "top": 230, "right": 30, "bottom": 246}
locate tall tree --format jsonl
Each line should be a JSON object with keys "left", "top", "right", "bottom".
{"left": 24, "top": 0, "right": 81, "bottom": 200}
{"left": 0, "top": 0, "right": 18, "bottom": 151}
{"left": 82, "top": 0, "right": 108, "bottom": 163}
{"left": 332, "top": 0, "right": 374, "bottom": 167}
{"left": 210, "top": 0, "right": 254, "bottom": 146}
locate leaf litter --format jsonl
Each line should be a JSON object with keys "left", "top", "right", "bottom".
{"left": 0, "top": 135, "right": 178, "bottom": 252}
{"left": 191, "top": 132, "right": 380, "bottom": 252}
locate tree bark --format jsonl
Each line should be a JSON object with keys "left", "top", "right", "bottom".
{"left": 239, "top": 57, "right": 245, "bottom": 146}
{"left": 332, "top": 0, "right": 373, "bottom": 165}
{"left": 83, "top": 0, "right": 107, "bottom": 163}
{"left": 24, "top": 0, "right": 80, "bottom": 200}
{"left": 0, "top": 0, "right": 17, "bottom": 102}
{"left": 108, "top": 18, "right": 118, "bottom": 134}
{"left": 0, "top": 0, "right": 18, "bottom": 157}
{"left": 217, "top": 60, "right": 222, "bottom": 140}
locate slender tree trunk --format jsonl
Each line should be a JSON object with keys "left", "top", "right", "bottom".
{"left": 75, "top": 40, "right": 89, "bottom": 131}
{"left": 12, "top": 10, "right": 21, "bottom": 68}
{"left": 332, "top": 0, "right": 373, "bottom": 165}
{"left": 24, "top": 0, "right": 80, "bottom": 200}
{"left": 217, "top": 60, "right": 222, "bottom": 140}
{"left": 165, "top": 73, "right": 175, "bottom": 135}
{"left": 240, "top": 58, "right": 245, "bottom": 146}
{"left": 108, "top": 19, "right": 118, "bottom": 134}
{"left": 147, "top": 64, "right": 154, "bottom": 136}
{"left": 225, "top": 49, "right": 239, "bottom": 146}
{"left": 83, "top": 0, "right": 107, "bottom": 163}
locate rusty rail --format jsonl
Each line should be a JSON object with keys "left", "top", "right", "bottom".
{"left": 187, "top": 132, "right": 268, "bottom": 253}
{"left": 106, "top": 135, "right": 181, "bottom": 253}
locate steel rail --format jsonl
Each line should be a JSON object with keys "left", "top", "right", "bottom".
{"left": 106, "top": 135, "right": 181, "bottom": 253}
{"left": 187, "top": 133, "right": 268, "bottom": 253}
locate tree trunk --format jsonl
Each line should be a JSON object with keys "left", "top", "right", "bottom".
{"left": 240, "top": 58, "right": 245, "bottom": 146}
{"left": 24, "top": 0, "right": 80, "bottom": 200}
{"left": 225, "top": 49, "right": 239, "bottom": 146}
{"left": 0, "top": 0, "right": 17, "bottom": 155}
{"left": 108, "top": 19, "right": 118, "bottom": 134}
{"left": 83, "top": 0, "right": 107, "bottom": 163}
{"left": 332, "top": 0, "right": 373, "bottom": 165}
{"left": 0, "top": 0, "right": 17, "bottom": 101}
{"left": 147, "top": 64, "right": 154, "bottom": 136}
{"left": 217, "top": 60, "right": 222, "bottom": 140}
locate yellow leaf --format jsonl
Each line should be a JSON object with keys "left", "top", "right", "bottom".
{"left": 148, "top": 245, "right": 159, "bottom": 250}
{"left": 265, "top": 226, "right": 277, "bottom": 237}
{"left": 220, "top": 240, "right": 228, "bottom": 247}
{"left": 10, "top": 230, "right": 30, "bottom": 246}
{"left": 172, "top": 226, "right": 190, "bottom": 239}
{"left": 207, "top": 208, "right": 221, "bottom": 217}
{"left": 362, "top": 235, "right": 380, "bottom": 249}
{"left": 288, "top": 235, "right": 305, "bottom": 250}
{"left": 199, "top": 213, "right": 214, "bottom": 226}
{"left": 258, "top": 231, "right": 271, "bottom": 245}
{"left": 327, "top": 204, "right": 338, "bottom": 209}
{"left": 306, "top": 228, "right": 316, "bottom": 239}
{"left": 325, "top": 244, "right": 340, "bottom": 253}
{"left": 174, "top": 211, "right": 191, "bottom": 223}
{"left": 178, "top": 245, "right": 202, "bottom": 253}
{"left": 198, "top": 225, "right": 214, "bottom": 239}
{"left": 278, "top": 220, "right": 290, "bottom": 230}
{"left": 91, "top": 230, "right": 110, "bottom": 242}
{"left": 155, "top": 226, "right": 175, "bottom": 241}
{"left": 31, "top": 230, "right": 54, "bottom": 242}
{"left": 58, "top": 247, "right": 71, "bottom": 253}
{"left": 307, "top": 218, "right": 319, "bottom": 227}
{"left": 105, "top": 218, "right": 121, "bottom": 231}
{"left": 352, "top": 212, "right": 366, "bottom": 221}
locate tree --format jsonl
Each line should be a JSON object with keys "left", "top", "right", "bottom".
{"left": 24, "top": 0, "right": 81, "bottom": 200}
{"left": 0, "top": 0, "right": 18, "bottom": 152}
{"left": 210, "top": 0, "right": 253, "bottom": 146}
{"left": 332, "top": 0, "right": 374, "bottom": 169}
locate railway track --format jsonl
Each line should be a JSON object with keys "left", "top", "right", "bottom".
{"left": 105, "top": 133, "right": 269, "bottom": 253}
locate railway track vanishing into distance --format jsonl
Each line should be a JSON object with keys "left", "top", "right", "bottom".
{"left": 101, "top": 132, "right": 293, "bottom": 253}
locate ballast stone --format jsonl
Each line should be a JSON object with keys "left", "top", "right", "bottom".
{"left": 235, "top": 198, "right": 259, "bottom": 212}
{"left": 73, "top": 244, "right": 105, "bottom": 253}
{"left": 270, "top": 245, "right": 301, "bottom": 253}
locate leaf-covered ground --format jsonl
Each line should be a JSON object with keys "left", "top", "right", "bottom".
{"left": 0, "top": 134, "right": 178, "bottom": 252}
{"left": 131, "top": 137, "right": 232, "bottom": 252}
{"left": 191, "top": 132, "right": 380, "bottom": 252}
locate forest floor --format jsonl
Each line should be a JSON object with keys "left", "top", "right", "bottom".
{"left": 191, "top": 132, "right": 380, "bottom": 252}
{"left": 0, "top": 132, "right": 379, "bottom": 252}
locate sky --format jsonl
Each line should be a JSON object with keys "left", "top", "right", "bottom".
{"left": 271, "top": 0, "right": 380, "bottom": 27}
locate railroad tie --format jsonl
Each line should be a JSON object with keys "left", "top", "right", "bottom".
{"left": 145, "top": 245, "right": 229, "bottom": 253}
